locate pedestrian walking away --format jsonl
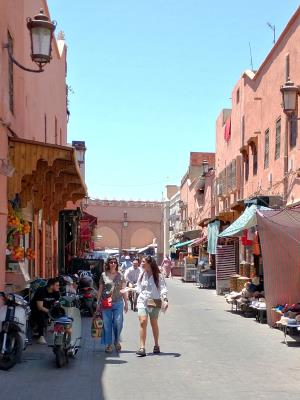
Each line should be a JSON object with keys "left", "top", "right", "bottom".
{"left": 161, "top": 255, "right": 173, "bottom": 278}
{"left": 97, "top": 257, "right": 128, "bottom": 353}
{"left": 136, "top": 255, "right": 168, "bottom": 357}
{"left": 125, "top": 258, "right": 142, "bottom": 311}
{"left": 120, "top": 255, "right": 132, "bottom": 274}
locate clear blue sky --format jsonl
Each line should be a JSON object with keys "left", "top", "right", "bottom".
{"left": 48, "top": 0, "right": 299, "bottom": 201}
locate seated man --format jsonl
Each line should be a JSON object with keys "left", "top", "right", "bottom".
{"left": 125, "top": 259, "right": 141, "bottom": 311}
{"left": 30, "top": 277, "right": 60, "bottom": 344}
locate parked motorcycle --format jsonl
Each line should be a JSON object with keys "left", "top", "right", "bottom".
{"left": 0, "top": 292, "right": 30, "bottom": 370}
{"left": 78, "top": 274, "right": 97, "bottom": 316}
{"left": 49, "top": 294, "right": 82, "bottom": 368}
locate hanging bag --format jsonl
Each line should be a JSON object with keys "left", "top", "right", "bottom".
{"left": 91, "top": 312, "right": 103, "bottom": 338}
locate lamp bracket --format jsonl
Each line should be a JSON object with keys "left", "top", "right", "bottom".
{"left": 3, "top": 43, "right": 44, "bottom": 73}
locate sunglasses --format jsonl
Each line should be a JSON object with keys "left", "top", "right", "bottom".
{"left": 109, "top": 261, "right": 117, "bottom": 265}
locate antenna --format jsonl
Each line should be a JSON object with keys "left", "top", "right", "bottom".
{"left": 248, "top": 42, "right": 254, "bottom": 71}
{"left": 267, "top": 22, "right": 276, "bottom": 44}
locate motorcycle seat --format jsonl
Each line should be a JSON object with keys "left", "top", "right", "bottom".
{"left": 55, "top": 316, "right": 73, "bottom": 324}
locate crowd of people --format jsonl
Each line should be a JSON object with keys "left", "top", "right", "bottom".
{"left": 29, "top": 255, "right": 170, "bottom": 357}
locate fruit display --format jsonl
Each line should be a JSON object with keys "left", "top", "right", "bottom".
{"left": 26, "top": 248, "right": 35, "bottom": 260}
{"left": 11, "top": 246, "right": 25, "bottom": 261}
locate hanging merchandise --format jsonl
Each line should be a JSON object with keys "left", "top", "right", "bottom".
{"left": 252, "top": 231, "right": 261, "bottom": 256}
{"left": 207, "top": 220, "right": 220, "bottom": 255}
{"left": 241, "top": 230, "right": 253, "bottom": 246}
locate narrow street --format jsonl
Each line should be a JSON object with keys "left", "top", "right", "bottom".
{"left": 1, "top": 280, "right": 300, "bottom": 400}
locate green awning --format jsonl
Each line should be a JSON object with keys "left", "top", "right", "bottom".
{"left": 218, "top": 204, "right": 270, "bottom": 238}
{"left": 174, "top": 239, "right": 195, "bottom": 249}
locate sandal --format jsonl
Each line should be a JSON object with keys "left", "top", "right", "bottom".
{"left": 136, "top": 348, "right": 146, "bottom": 357}
{"left": 115, "top": 343, "right": 122, "bottom": 352}
{"left": 105, "top": 345, "right": 113, "bottom": 353}
{"left": 153, "top": 345, "right": 161, "bottom": 354}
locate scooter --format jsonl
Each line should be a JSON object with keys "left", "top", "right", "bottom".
{"left": 49, "top": 294, "right": 82, "bottom": 368}
{"left": 78, "top": 274, "right": 97, "bottom": 316}
{"left": 0, "top": 292, "right": 30, "bottom": 370}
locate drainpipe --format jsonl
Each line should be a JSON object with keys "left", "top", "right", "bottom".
{"left": 283, "top": 55, "right": 290, "bottom": 204}
{"left": 283, "top": 115, "right": 289, "bottom": 204}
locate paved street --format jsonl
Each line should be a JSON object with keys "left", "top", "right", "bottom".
{"left": 1, "top": 279, "right": 300, "bottom": 400}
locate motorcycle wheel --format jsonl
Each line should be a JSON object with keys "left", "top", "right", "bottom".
{"left": 0, "top": 331, "right": 22, "bottom": 371}
{"left": 55, "top": 346, "right": 66, "bottom": 368}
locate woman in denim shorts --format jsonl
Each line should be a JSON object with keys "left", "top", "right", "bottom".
{"left": 136, "top": 256, "right": 168, "bottom": 357}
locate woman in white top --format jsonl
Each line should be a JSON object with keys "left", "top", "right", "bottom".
{"left": 136, "top": 256, "right": 168, "bottom": 357}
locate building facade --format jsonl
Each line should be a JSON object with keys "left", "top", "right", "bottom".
{"left": 0, "top": 0, "right": 85, "bottom": 290}
{"left": 216, "top": 7, "right": 300, "bottom": 215}
{"left": 180, "top": 152, "right": 215, "bottom": 239}
{"left": 86, "top": 199, "right": 164, "bottom": 261}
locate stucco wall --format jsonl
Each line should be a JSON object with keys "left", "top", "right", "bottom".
{"left": 87, "top": 200, "right": 164, "bottom": 253}
{"left": 215, "top": 8, "right": 300, "bottom": 207}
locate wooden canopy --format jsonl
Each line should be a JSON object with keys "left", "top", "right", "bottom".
{"left": 8, "top": 137, "right": 87, "bottom": 222}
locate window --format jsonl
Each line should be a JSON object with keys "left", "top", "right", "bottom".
{"left": 275, "top": 119, "right": 281, "bottom": 159}
{"left": 44, "top": 114, "right": 47, "bottom": 143}
{"left": 253, "top": 144, "right": 258, "bottom": 175}
{"left": 244, "top": 154, "right": 249, "bottom": 182}
{"left": 290, "top": 113, "right": 298, "bottom": 148}
{"left": 55, "top": 117, "right": 58, "bottom": 144}
{"left": 264, "top": 129, "right": 269, "bottom": 169}
{"left": 236, "top": 89, "right": 240, "bottom": 104}
{"left": 8, "top": 32, "right": 14, "bottom": 113}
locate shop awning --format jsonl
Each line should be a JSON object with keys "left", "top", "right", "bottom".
{"left": 174, "top": 239, "right": 195, "bottom": 248}
{"left": 218, "top": 204, "right": 270, "bottom": 237}
{"left": 8, "top": 137, "right": 87, "bottom": 222}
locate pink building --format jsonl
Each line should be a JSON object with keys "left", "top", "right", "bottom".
{"left": 180, "top": 152, "right": 215, "bottom": 238}
{"left": 216, "top": 7, "right": 300, "bottom": 214}
{"left": 0, "top": 0, "right": 85, "bottom": 290}
{"left": 87, "top": 199, "right": 164, "bottom": 260}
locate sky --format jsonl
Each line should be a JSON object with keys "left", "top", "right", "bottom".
{"left": 48, "top": 0, "right": 300, "bottom": 201}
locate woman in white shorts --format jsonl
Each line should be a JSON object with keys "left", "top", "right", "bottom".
{"left": 136, "top": 256, "right": 168, "bottom": 357}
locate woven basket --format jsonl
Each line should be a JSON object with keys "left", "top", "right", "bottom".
{"left": 243, "top": 263, "right": 251, "bottom": 278}
{"left": 230, "top": 274, "right": 241, "bottom": 291}
{"left": 237, "top": 277, "right": 251, "bottom": 292}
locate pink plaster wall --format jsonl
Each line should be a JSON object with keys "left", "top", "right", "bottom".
{"left": 215, "top": 7, "right": 300, "bottom": 209}
{"left": 180, "top": 152, "right": 215, "bottom": 231}
{"left": 0, "top": 0, "right": 68, "bottom": 145}
{"left": 86, "top": 200, "right": 164, "bottom": 252}
{"left": 0, "top": 0, "right": 68, "bottom": 288}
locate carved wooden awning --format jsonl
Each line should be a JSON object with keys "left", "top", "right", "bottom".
{"left": 8, "top": 137, "right": 87, "bottom": 222}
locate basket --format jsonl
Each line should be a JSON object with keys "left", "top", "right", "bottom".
{"left": 230, "top": 274, "right": 241, "bottom": 291}
{"left": 237, "top": 277, "right": 251, "bottom": 292}
{"left": 243, "top": 263, "right": 251, "bottom": 278}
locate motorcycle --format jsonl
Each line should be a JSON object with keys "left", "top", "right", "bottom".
{"left": 78, "top": 274, "right": 97, "bottom": 317}
{"left": 49, "top": 294, "right": 82, "bottom": 368}
{"left": 0, "top": 292, "right": 30, "bottom": 370}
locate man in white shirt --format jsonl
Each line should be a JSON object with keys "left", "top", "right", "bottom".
{"left": 125, "top": 259, "right": 141, "bottom": 311}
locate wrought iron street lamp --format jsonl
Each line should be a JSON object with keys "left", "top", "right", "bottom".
{"left": 4, "top": 9, "right": 56, "bottom": 73}
{"left": 280, "top": 78, "right": 300, "bottom": 114}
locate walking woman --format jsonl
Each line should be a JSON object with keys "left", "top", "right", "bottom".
{"left": 97, "top": 257, "right": 128, "bottom": 353}
{"left": 136, "top": 256, "right": 168, "bottom": 357}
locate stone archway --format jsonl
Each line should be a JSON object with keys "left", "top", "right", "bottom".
{"left": 94, "top": 226, "right": 120, "bottom": 249}
{"left": 130, "top": 228, "right": 156, "bottom": 248}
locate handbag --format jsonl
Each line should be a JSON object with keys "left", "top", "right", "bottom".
{"left": 147, "top": 298, "right": 162, "bottom": 309}
{"left": 101, "top": 296, "right": 113, "bottom": 309}
{"left": 91, "top": 313, "right": 103, "bottom": 338}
